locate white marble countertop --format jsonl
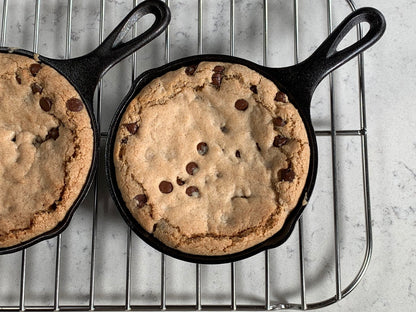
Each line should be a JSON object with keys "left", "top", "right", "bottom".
{"left": 0, "top": 0, "right": 414, "bottom": 311}
{"left": 323, "top": 0, "right": 416, "bottom": 310}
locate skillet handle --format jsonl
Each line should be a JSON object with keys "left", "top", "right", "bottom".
{"left": 92, "top": 0, "right": 170, "bottom": 71}
{"left": 304, "top": 7, "right": 385, "bottom": 83}
{"left": 43, "top": 0, "right": 170, "bottom": 107}
{"left": 274, "top": 7, "right": 385, "bottom": 109}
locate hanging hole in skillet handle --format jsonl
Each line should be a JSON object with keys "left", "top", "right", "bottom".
{"left": 308, "top": 7, "right": 386, "bottom": 79}
{"left": 43, "top": 0, "right": 171, "bottom": 107}
{"left": 95, "top": 0, "right": 171, "bottom": 73}
{"left": 275, "top": 7, "right": 386, "bottom": 107}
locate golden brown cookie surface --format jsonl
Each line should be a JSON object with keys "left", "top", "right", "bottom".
{"left": 114, "top": 62, "right": 309, "bottom": 255}
{"left": 0, "top": 54, "right": 93, "bottom": 248}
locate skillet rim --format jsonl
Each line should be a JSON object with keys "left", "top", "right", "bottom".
{"left": 105, "top": 54, "right": 318, "bottom": 264}
{"left": 0, "top": 48, "right": 99, "bottom": 255}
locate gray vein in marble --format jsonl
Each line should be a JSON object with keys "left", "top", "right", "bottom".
{"left": 400, "top": 161, "right": 416, "bottom": 180}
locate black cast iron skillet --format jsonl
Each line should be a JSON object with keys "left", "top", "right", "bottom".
{"left": 106, "top": 7, "right": 385, "bottom": 264}
{"left": 0, "top": 0, "right": 171, "bottom": 255}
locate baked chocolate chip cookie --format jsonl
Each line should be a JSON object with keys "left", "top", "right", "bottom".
{"left": 113, "top": 61, "right": 309, "bottom": 255}
{"left": 0, "top": 54, "right": 93, "bottom": 248}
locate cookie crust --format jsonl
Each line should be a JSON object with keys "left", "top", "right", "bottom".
{"left": 114, "top": 62, "right": 310, "bottom": 255}
{"left": 0, "top": 54, "right": 93, "bottom": 248}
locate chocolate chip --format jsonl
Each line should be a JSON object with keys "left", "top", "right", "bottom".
{"left": 212, "top": 72, "right": 222, "bottom": 87}
{"left": 176, "top": 176, "right": 185, "bottom": 186}
{"left": 159, "top": 181, "right": 173, "bottom": 194}
{"left": 33, "top": 135, "right": 43, "bottom": 147}
{"left": 235, "top": 150, "right": 241, "bottom": 158}
{"left": 220, "top": 126, "right": 229, "bottom": 133}
{"left": 185, "top": 65, "right": 198, "bottom": 76}
{"left": 134, "top": 194, "right": 148, "bottom": 208}
{"left": 250, "top": 85, "right": 258, "bottom": 94}
{"left": 213, "top": 65, "right": 225, "bottom": 73}
{"left": 186, "top": 186, "right": 200, "bottom": 197}
{"left": 49, "top": 203, "right": 57, "bottom": 211}
{"left": 121, "top": 137, "right": 128, "bottom": 144}
{"left": 279, "top": 167, "right": 295, "bottom": 182}
{"left": 273, "top": 135, "right": 288, "bottom": 147}
{"left": 256, "top": 142, "right": 261, "bottom": 151}
{"left": 124, "top": 122, "right": 138, "bottom": 135}
{"left": 39, "top": 97, "right": 53, "bottom": 112}
{"left": 46, "top": 127, "right": 59, "bottom": 140}
{"left": 31, "top": 83, "right": 43, "bottom": 94}
{"left": 66, "top": 98, "right": 84, "bottom": 112}
{"left": 118, "top": 146, "right": 126, "bottom": 160}
{"left": 15, "top": 74, "right": 21, "bottom": 84}
{"left": 30, "top": 63, "right": 42, "bottom": 77}
{"left": 197, "top": 142, "right": 208, "bottom": 155}
{"left": 235, "top": 99, "right": 249, "bottom": 111}
{"left": 275, "top": 91, "right": 288, "bottom": 103}
{"left": 186, "top": 162, "right": 199, "bottom": 175}
{"left": 11, "top": 135, "right": 16, "bottom": 142}
{"left": 273, "top": 116, "right": 286, "bottom": 128}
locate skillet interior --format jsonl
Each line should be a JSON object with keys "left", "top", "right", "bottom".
{"left": 105, "top": 55, "right": 318, "bottom": 264}
{"left": 0, "top": 48, "right": 99, "bottom": 255}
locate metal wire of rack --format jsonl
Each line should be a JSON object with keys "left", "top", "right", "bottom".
{"left": 0, "top": 0, "right": 372, "bottom": 310}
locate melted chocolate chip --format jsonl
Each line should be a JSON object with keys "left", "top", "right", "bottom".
{"left": 275, "top": 91, "right": 288, "bottom": 103}
{"left": 250, "top": 85, "right": 258, "bottom": 94}
{"left": 220, "top": 125, "right": 229, "bottom": 133}
{"left": 273, "top": 135, "right": 288, "bottom": 147}
{"left": 31, "top": 83, "right": 43, "bottom": 94}
{"left": 15, "top": 74, "right": 21, "bottom": 84}
{"left": 212, "top": 72, "right": 222, "bottom": 87}
{"left": 235, "top": 150, "right": 241, "bottom": 158}
{"left": 186, "top": 162, "right": 199, "bottom": 175}
{"left": 186, "top": 186, "right": 200, "bottom": 197}
{"left": 213, "top": 65, "right": 225, "bottom": 73}
{"left": 235, "top": 99, "right": 249, "bottom": 111}
{"left": 197, "top": 142, "right": 208, "bottom": 155}
{"left": 49, "top": 203, "right": 57, "bottom": 211}
{"left": 118, "top": 146, "right": 126, "bottom": 160}
{"left": 121, "top": 137, "right": 128, "bottom": 144}
{"left": 185, "top": 65, "right": 198, "bottom": 76}
{"left": 30, "top": 63, "right": 42, "bottom": 76}
{"left": 124, "top": 122, "right": 138, "bottom": 134}
{"left": 159, "top": 181, "right": 173, "bottom": 194}
{"left": 279, "top": 167, "right": 295, "bottom": 182}
{"left": 66, "top": 98, "right": 84, "bottom": 112}
{"left": 256, "top": 142, "right": 261, "bottom": 152}
{"left": 134, "top": 194, "right": 148, "bottom": 208}
{"left": 46, "top": 127, "right": 59, "bottom": 140}
{"left": 273, "top": 116, "right": 286, "bottom": 128}
{"left": 176, "top": 176, "right": 185, "bottom": 186}
{"left": 39, "top": 97, "right": 53, "bottom": 112}
{"left": 33, "top": 136, "right": 43, "bottom": 147}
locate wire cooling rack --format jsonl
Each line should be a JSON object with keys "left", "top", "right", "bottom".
{"left": 0, "top": 0, "right": 373, "bottom": 310}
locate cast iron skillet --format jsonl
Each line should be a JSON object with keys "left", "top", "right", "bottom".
{"left": 106, "top": 7, "right": 386, "bottom": 264}
{"left": 0, "top": 0, "right": 170, "bottom": 255}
